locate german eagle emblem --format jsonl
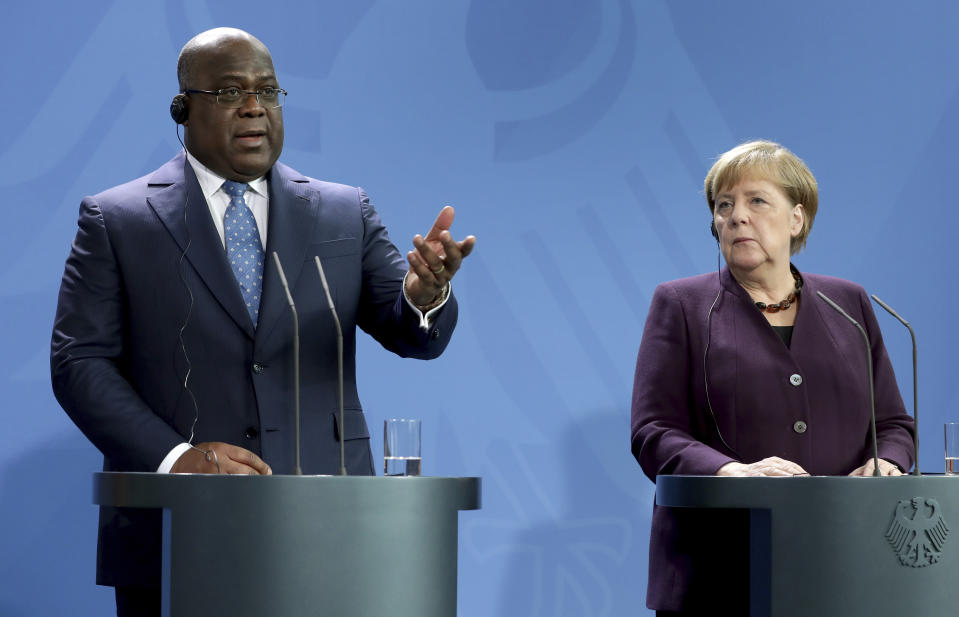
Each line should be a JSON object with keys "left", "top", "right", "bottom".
{"left": 886, "top": 497, "right": 949, "bottom": 567}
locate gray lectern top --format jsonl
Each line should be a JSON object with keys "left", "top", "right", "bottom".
{"left": 656, "top": 475, "right": 959, "bottom": 617}
{"left": 95, "top": 473, "right": 480, "bottom": 617}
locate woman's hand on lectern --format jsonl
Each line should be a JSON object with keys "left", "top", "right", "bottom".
{"left": 848, "top": 458, "right": 903, "bottom": 477}
{"left": 716, "top": 456, "right": 808, "bottom": 477}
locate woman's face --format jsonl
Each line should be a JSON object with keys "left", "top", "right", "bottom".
{"left": 713, "top": 176, "right": 804, "bottom": 275}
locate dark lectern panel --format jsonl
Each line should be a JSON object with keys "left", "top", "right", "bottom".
{"left": 657, "top": 475, "right": 957, "bottom": 617}
{"left": 95, "top": 473, "right": 480, "bottom": 617}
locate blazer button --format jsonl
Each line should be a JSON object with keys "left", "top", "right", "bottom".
{"left": 245, "top": 426, "right": 259, "bottom": 439}
{"left": 252, "top": 362, "right": 265, "bottom": 374}
{"left": 793, "top": 420, "right": 808, "bottom": 434}
{"left": 431, "top": 328, "right": 440, "bottom": 340}
{"left": 789, "top": 373, "right": 803, "bottom": 386}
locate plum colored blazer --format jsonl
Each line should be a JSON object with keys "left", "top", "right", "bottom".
{"left": 630, "top": 267, "right": 914, "bottom": 612}
{"left": 51, "top": 152, "right": 457, "bottom": 588}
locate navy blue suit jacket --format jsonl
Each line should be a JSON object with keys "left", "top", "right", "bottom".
{"left": 51, "top": 152, "right": 457, "bottom": 586}
{"left": 630, "top": 267, "right": 914, "bottom": 611}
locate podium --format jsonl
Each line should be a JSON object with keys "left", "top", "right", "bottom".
{"left": 657, "top": 475, "right": 959, "bottom": 617}
{"left": 94, "top": 473, "right": 480, "bottom": 617}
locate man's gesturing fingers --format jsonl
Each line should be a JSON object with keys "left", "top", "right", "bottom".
{"left": 423, "top": 206, "right": 456, "bottom": 245}
{"left": 404, "top": 206, "right": 476, "bottom": 306}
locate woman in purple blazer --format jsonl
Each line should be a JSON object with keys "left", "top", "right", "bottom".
{"left": 630, "top": 140, "right": 915, "bottom": 615}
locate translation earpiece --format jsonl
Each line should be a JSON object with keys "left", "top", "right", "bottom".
{"left": 170, "top": 94, "right": 189, "bottom": 124}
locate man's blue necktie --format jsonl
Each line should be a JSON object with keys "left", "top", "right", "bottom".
{"left": 222, "top": 181, "right": 264, "bottom": 326}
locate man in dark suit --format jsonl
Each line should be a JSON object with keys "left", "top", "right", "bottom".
{"left": 50, "top": 27, "right": 474, "bottom": 616}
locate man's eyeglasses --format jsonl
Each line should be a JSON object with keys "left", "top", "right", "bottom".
{"left": 182, "top": 87, "right": 287, "bottom": 109}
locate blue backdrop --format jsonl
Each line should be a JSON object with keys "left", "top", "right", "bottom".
{"left": 3, "top": 1, "right": 957, "bottom": 615}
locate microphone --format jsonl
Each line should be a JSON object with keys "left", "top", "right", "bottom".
{"left": 314, "top": 256, "right": 346, "bottom": 476}
{"left": 271, "top": 252, "right": 302, "bottom": 476}
{"left": 816, "top": 291, "right": 881, "bottom": 477}
{"left": 870, "top": 294, "right": 920, "bottom": 476}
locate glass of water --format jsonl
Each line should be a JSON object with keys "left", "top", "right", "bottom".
{"left": 946, "top": 423, "right": 959, "bottom": 475}
{"left": 384, "top": 418, "right": 421, "bottom": 476}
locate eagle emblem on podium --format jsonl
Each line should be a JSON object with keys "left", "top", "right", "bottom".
{"left": 886, "top": 497, "right": 949, "bottom": 567}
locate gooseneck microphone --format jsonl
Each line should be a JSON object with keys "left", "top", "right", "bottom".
{"left": 314, "top": 256, "right": 346, "bottom": 476}
{"left": 871, "top": 294, "right": 920, "bottom": 476}
{"left": 271, "top": 252, "right": 302, "bottom": 476}
{"left": 816, "top": 291, "right": 881, "bottom": 477}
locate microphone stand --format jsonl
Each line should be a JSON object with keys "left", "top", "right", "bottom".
{"left": 271, "top": 252, "right": 302, "bottom": 475}
{"left": 315, "top": 256, "right": 346, "bottom": 476}
{"left": 871, "top": 294, "right": 920, "bottom": 476}
{"left": 817, "top": 291, "right": 881, "bottom": 477}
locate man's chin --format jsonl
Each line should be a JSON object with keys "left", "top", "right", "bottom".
{"left": 228, "top": 157, "right": 276, "bottom": 181}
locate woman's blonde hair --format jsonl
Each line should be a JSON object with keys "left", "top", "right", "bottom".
{"left": 704, "top": 140, "right": 818, "bottom": 254}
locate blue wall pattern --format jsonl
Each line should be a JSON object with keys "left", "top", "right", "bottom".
{"left": 2, "top": 1, "right": 958, "bottom": 615}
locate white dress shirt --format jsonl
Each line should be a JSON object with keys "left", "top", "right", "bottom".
{"left": 187, "top": 152, "right": 269, "bottom": 249}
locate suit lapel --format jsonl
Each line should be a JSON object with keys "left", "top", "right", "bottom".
{"left": 795, "top": 275, "right": 844, "bottom": 356}
{"left": 147, "top": 153, "right": 256, "bottom": 339}
{"left": 256, "top": 163, "right": 316, "bottom": 343}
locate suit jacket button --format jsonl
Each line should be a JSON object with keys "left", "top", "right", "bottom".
{"left": 431, "top": 328, "right": 440, "bottom": 340}
{"left": 245, "top": 426, "right": 259, "bottom": 439}
{"left": 252, "top": 362, "right": 264, "bottom": 374}
{"left": 789, "top": 373, "right": 803, "bottom": 386}
{"left": 793, "top": 420, "right": 808, "bottom": 434}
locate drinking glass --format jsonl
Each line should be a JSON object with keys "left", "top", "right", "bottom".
{"left": 384, "top": 418, "right": 421, "bottom": 476}
{"left": 945, "top": 423, "right": 959, "bottom": 475}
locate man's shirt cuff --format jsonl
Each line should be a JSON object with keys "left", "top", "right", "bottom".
{"left": 402, "top": 272, "right": 451, "bottom": 330}
{"left": 157, "top": 443, "right": 192, "bottom": 473}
